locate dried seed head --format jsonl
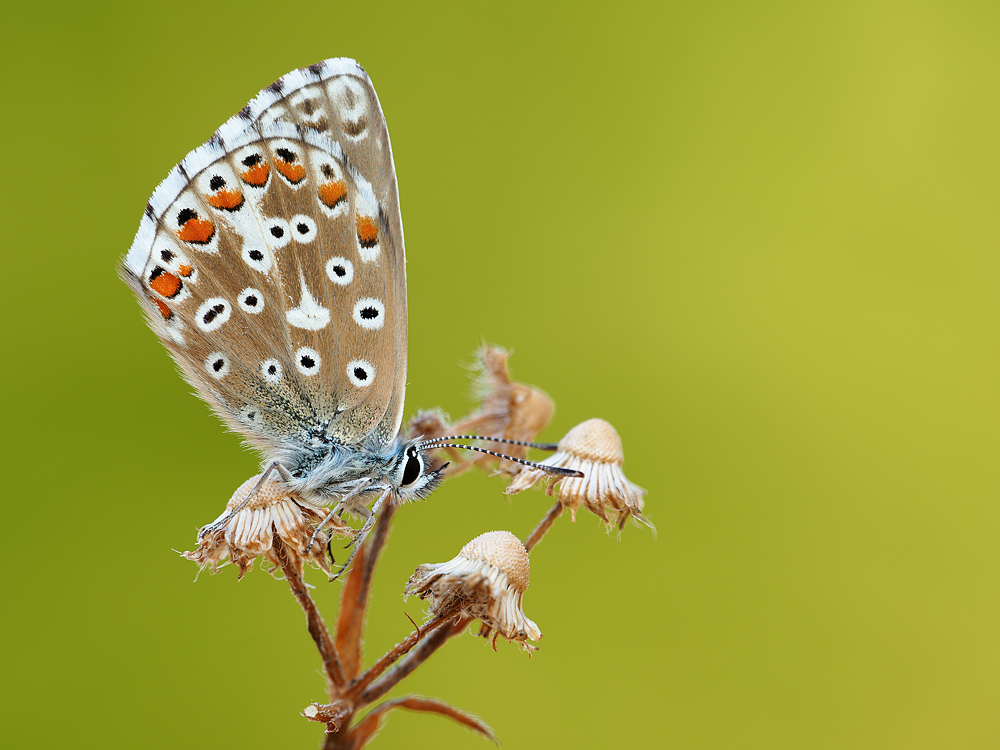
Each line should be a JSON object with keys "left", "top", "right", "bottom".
{"left": 560, "top": 418, "right": 624, "bottom": 465}
{"left": 505, "top": 418, "right": 652, "bottom": 533}
{"left": 183, "top": 474, "right": 352, "bottom": 579}
{"left": 405, "top": 530, "right": 541, "bottom": 650}
{"left": 459, "top": 530, "right": 531, "bottom": 593}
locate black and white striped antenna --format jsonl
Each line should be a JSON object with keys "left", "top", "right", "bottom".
{"left": 416, "top": 434, "right": 583, "bottom": 478}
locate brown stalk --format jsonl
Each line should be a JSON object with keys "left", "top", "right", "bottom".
{"left": 346, "top": 612, "right": 456, "bottom": 700}
{"left": 298, "top": 486, "right": 561, "bottom": 741}
{"left": 334, "top": 541, "right": 368, "bottom": 681}
{"left": 273, "top": 534, "right": 345, "bottom": 691}
{"left": 335, "top": 502, "right": 397, "bottom": 680}
{"left": 360, "top": 616, "right": 470, "bottom": 705}
{"left": 524, "top": 499, "right": 564, "bottom": 552}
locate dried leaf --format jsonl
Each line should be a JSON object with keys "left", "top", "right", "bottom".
{"left": 350, "top": 695, "right": 499, "bottom": 748}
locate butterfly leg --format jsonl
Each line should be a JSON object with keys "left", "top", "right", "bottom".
{"left": 306, "top": 506, "right": 345, "bottom": 556}
{"left": 328, "top": 487, "right": 393, "bottom": 581}
{"left": 198, "top": 461, "right": 291, "bottom": 538}
{"left": 304, "top": 480, "right": 372, "bottom": 555}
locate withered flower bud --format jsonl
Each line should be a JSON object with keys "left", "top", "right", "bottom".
{"left": 506, "top": 418, "right": 651, "bottom": 532}
{"left": 405, "top": 530, "right": 541, "bottom": 651}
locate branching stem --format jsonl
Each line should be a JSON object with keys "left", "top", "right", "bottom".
{"left": 347, "top": 611, "right": 456, "bottom": 699}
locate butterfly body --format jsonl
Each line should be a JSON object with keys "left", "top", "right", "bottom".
{"left": 122, "top": 59, "right": 440, "bottom": 511}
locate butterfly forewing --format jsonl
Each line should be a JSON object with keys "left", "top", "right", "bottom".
{"left": 249, "top": 61, "right": 408, "bottom": 443}
{"left": 122, "top": 59, "right": 407, "bottom": 471}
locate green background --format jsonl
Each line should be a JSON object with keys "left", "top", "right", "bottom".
{"left": 4, "top": 1, "right": 998, "bottom": 747}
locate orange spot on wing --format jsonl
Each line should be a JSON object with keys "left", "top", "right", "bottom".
{"left": 153, "top": 299, "right": 173, "bottom": 319}
{"left": 149, "top": 269, "right": 182, "bottom": 298}
{"left": 177, "top": 219, "right": 215, "bottom": 244}
{"left": 275, "top": 159, "right": 306, "bottom": 183}
{"left": 319, "top": 180, "right": 348, "bottom": 208}
{"left": 240, "top": 162, "right": 269, "bottom": 186}
{"left": 178, "top": 264, "right": 193, "bottom": 277}
{"left": 208, "top": 189, "right": 244, "bottom": 210}
{"left": 357, "top": 215, "right": 378, "bottom": 247}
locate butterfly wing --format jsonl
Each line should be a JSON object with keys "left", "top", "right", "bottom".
{"left": 121, "top": 60, "right": 407, "bottom": 467}
{"left": 246, "top": 60, "right": 408, "bottom": 446}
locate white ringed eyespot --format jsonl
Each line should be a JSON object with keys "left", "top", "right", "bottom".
{"left": 196, "top": 298, "right": 231, "bottom": 332}
{"left": 205, "top": 352, "right": 229, "bottom": 379}
{"left": 352, "top": 297, "right": 384, "bottom": 330}
{"left": 295, "top": 347, "right": 321, "bottom": 376}
{"left": 261, "top": 358, "right": 283, "bottom": 384}
{"left": 347, "top": 359, "right": 374, "bottom": 388}
{"left": 238, "top": 288, "right": 264, "bottom": 314}
{"left": 326, "top": 256, "right": 354, "bottom": 286}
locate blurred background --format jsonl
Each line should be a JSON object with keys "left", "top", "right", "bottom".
{"left": 4, "top": 1, "right": 998, "bottom": 747}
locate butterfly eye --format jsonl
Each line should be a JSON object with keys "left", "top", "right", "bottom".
{"left": 400, "top": 448, "right": 423, "bottom": 487}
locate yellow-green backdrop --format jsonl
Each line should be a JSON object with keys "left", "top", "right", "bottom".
{"left": 4, "top": 1, "right": 998, "bottom": 748}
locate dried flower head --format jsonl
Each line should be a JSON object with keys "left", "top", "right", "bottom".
{"left": 463, "top": 346, "right": 554, "bottom": 454}
{"left": 183, "top": 474, "right": 352, "bottom": 579}
{"left": 405, "top": 530, "right": 541, "bottom": 650}
{"left": 407, "top": 346, "right": 554, "bottom": 477}
{"left": 505, "top": 418, "right": 651, "bottom": 532}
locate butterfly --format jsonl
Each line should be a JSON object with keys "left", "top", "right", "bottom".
{"left": 121, "top": 58, "right": 577, "bottom": 556}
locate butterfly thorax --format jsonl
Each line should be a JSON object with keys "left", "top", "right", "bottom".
{"left": 277, "top": 432, "right": 443, "bottom": 509}
{"left": 280, "top": 435, "right": 399, "bottom": 502}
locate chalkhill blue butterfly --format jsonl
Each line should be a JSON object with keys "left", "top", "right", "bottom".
{"left": 120, "top": 58, "right": 576, "bottom": 558}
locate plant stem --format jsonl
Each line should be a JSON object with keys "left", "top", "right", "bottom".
{"left": 274, "top": 535, "right": 345, "bottom": 691}
{"left": 347, "top": 612, "right": 455, "bottom": 699}
{"left": 336, "top": 502, "right": 398, "bottom": 679}
{"left": 524, "top": 500, "right": 563, "bottom": 552}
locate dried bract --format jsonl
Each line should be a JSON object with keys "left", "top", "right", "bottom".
{"left": 405, "top": 530, "right": 541, "bottom": 651}
{"left": 408, "top": 346, "right": 554, "bottom": 476}
{"left": 505, "top": 418, "right": 651, "bottom": 532}
{"left": 183, "top": 474, "right": 352, "bottom": 579}
{"left": 462, "top": 346, "right": 554, "bottom": 456}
